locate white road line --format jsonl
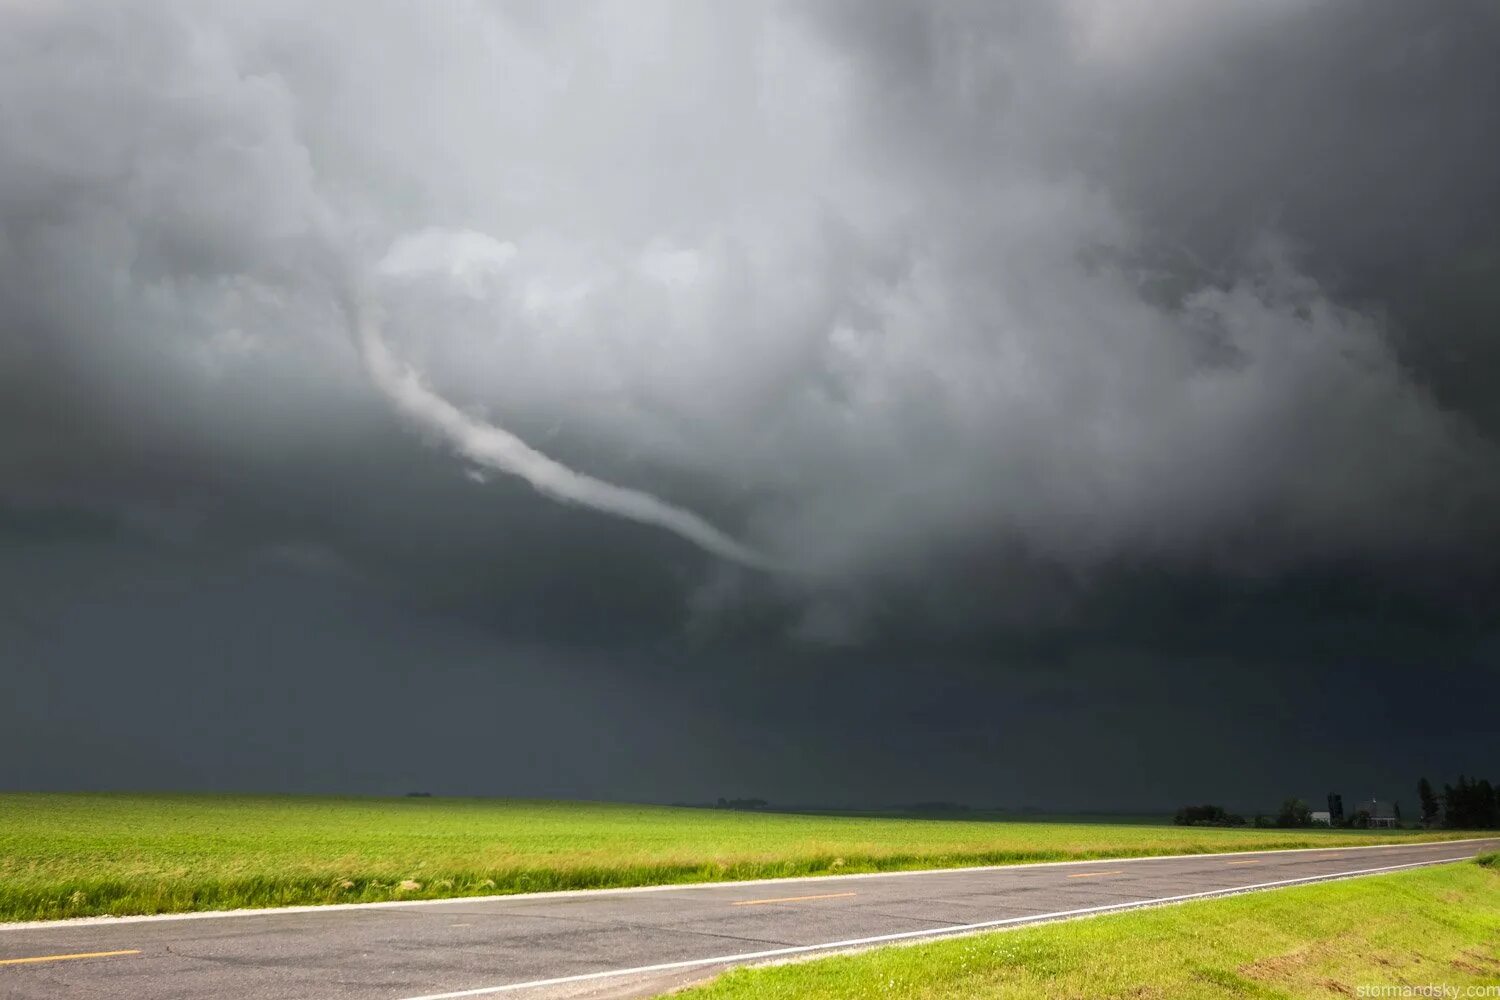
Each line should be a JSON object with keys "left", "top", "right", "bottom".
{"left": 396, "top": 855, "right": 1475, "bottom": 1000}
{"left": 2, "top": 837, "right": 1488, "bottom": 931}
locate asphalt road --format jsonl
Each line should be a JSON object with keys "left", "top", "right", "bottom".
{"left": 2, "top": 838, "right": 1494, "bottom": 1000}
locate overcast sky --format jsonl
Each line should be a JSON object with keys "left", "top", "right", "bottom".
{"left": 3, "top": 0, "right": 1497, "bottom": 812}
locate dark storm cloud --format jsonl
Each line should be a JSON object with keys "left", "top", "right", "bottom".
{"left": 1090, "top": 1, "right": 1500, "bottom": 435}
{"left": 2, "top": 1, "right": 1497, "bottom": 803}
{"left": 4, "top": 0, "right": 1497, "bottom": 600}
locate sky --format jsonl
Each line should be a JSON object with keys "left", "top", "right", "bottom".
{"left": 2, "top": 0, "right": 1497, "bottom": 813}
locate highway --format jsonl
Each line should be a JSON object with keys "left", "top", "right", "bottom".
{"left": 1, "top": 838, "right": 1493, "bottom": 1000}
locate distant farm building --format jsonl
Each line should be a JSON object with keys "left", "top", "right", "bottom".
{"left": 1359, "top": 799, "right": 1398, "bottom": 828}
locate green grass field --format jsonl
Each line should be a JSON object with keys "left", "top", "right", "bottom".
{"left": 676, "top": 857, "right": 1500, "bottom": 999}
{"left": 0, "top": 792, "right": 1481, "bottom": 922}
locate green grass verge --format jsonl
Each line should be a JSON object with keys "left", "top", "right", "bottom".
{"left": 675, "top": 859, "right": 1500, "bottom": 999}
{"left": 0, "top": 792, "right": 1482, "bottom": 922}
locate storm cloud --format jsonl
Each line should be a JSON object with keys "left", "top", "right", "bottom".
{"left": 2, "top": 1, "right": 1497, "bottom": 805}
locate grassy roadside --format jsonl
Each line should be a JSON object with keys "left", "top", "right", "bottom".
{"left": 0, "top": 792, "right": 1483, "bottom": 922}
{"left": 675, "top": 857, "right": 1500, "bottom": 999}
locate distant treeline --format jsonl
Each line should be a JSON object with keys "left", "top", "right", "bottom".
{"left": 714, "top": 797, "right": 770, "bottom": 811}
{"left": 1176, "top": 775, "right": 1500, "bottom": 831}
{"left": 1419, "top": 776, "right": 1499, "bottom": 829}
{"left": 704, "top": 800, "right": 981, "bottom": 816}
{"left": 899, "top": 801, "right": 973, "bottom": 815}
{"left": 1173, "top": 801, "right": 1326, "bottom": 829}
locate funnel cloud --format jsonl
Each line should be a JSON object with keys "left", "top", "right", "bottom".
{"left": 357, "top": 230, "right": 777, "bottom": 571}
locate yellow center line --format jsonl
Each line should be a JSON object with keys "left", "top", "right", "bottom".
{"left": 1226, "top": 859, "right": 1261, "bottom": 865}
{"left": 732, "top": 892, "right": 857, "bottom": 907}
{"left": 0, "top": 950, "right": 142, "bottom": 967}
{"left": 1066, "top": 870, "right": 1124, "bottom": 878}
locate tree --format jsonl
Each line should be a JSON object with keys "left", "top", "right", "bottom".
{"left": 1440, "top": 776, "right": 1500, "bottom": 829}
{"left": 1480, "top": 780, "right": 1500, "bottom": 829}
{"left": 1175, "top": 804, "right": 1230, "bottom": 826}
{"left": 1173, "top": 804, "right": 1247, "bottom": 826}
{"left": 1275, "top": 798, "right": 1312, "bottom": 828}
{"left": 1418, "top": 778, "right": 1439, "bottom": 827}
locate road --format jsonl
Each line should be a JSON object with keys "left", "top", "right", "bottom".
{"left": 1, "top": 838, "right": 1493, "bottom": 1000}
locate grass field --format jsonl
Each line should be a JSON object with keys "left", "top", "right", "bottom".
{"left": 675, "top": 856, "right": 1500, "bottom": 999}
{"left": 0, "top": 792, "right": 1482, "bottom": 922}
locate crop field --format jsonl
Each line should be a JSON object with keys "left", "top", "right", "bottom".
{"left": 676, "top": 855, "right": 1500, "bottom": 999}
{"left": 0, "top": 793, "right": 1480, "bottom": 921}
